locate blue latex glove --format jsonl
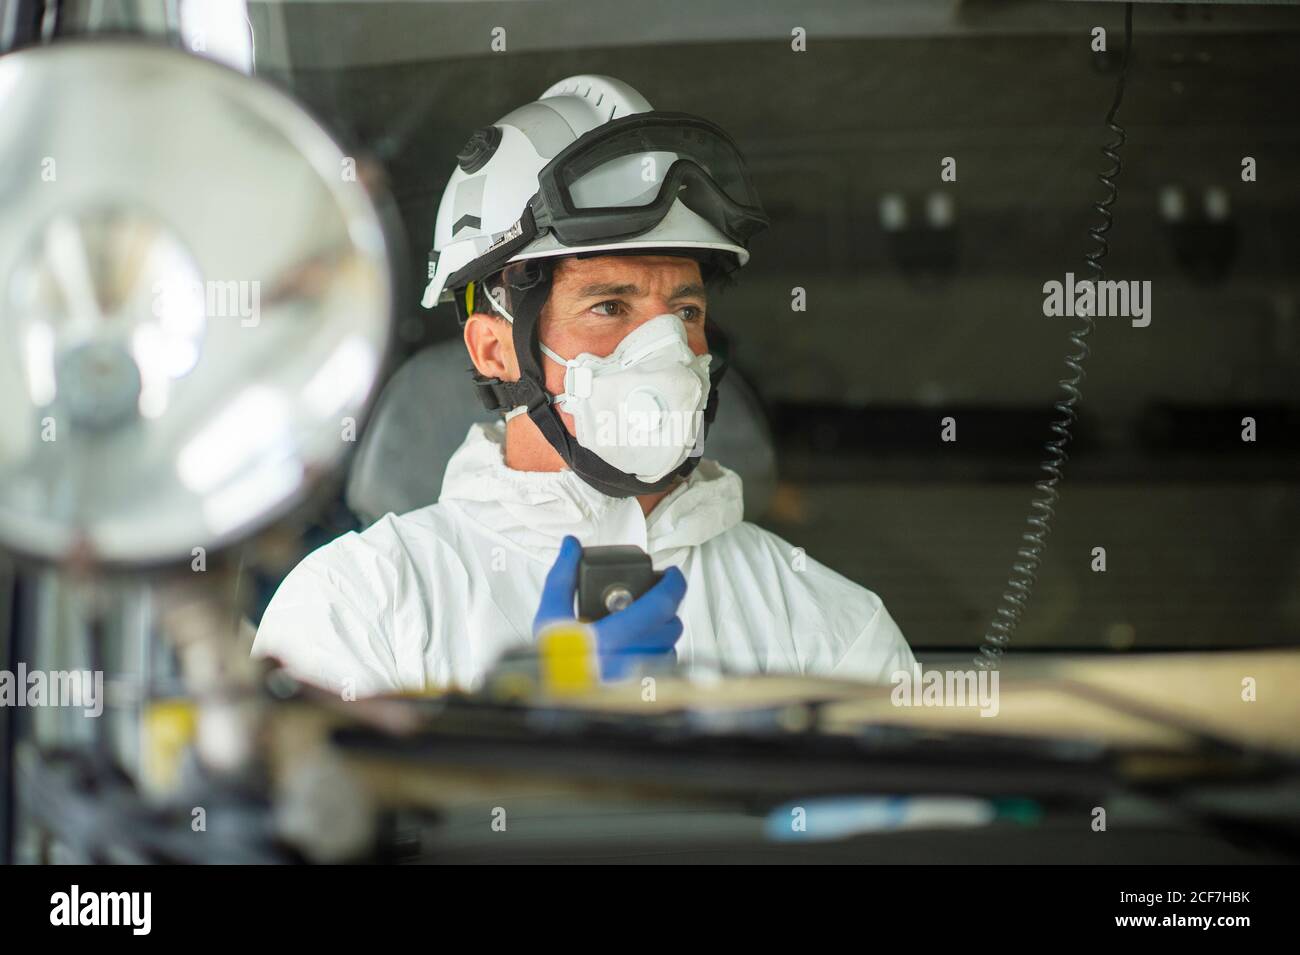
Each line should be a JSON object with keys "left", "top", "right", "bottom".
{"left": 533, "top": 535, "right": 686, "bottom": 681}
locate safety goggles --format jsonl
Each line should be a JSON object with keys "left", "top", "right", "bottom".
{"left": 445, "top": 111, "right": 768, "bottom": 290}
{"left": 533, "top": 110, "right": 768, "bottom": 244}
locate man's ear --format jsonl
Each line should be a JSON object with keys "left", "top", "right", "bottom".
{"left": 463, "top": 312, "right": 519, "bottom": 381}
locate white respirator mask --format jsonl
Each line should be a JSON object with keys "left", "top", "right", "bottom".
{"left": 528, "top": 315, "right": 712, "bottom": 483}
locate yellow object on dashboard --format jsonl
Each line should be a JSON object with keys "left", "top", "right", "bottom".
{"left": 537, "top": 623, "right": 598, "bottom": 696}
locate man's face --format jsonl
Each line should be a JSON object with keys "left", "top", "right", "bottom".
{"left": 532, "top": 254, "right": 709, "bottom": 436}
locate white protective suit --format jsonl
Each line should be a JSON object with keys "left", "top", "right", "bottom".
{"left": 252, "top": 422, "right": 914, "bottom": 695}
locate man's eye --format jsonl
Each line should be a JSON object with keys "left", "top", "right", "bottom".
{"left": 677, "top": 306, "right": 704, "bottom": 323}
{"left": 591, "top": 301, "right": 625, "bottom": 317}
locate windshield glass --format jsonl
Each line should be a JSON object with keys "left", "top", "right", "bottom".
{"left": 244, "top": 0, "right": 1300, "bottom": 655}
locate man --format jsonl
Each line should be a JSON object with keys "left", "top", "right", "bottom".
{"left": 253, "top": 74, "right": 914, "bottom": 694}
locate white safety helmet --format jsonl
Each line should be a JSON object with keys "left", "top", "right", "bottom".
{"left": 421, "top": 74, "right": 767, "bottom": 310}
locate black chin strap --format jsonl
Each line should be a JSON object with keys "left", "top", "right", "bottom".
{"left": 469, "top": 262, "right": 725, "bottom": 499}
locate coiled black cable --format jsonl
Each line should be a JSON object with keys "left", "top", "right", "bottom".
{"left": 975, "top": 3, "right": 1134, "bottom": 670}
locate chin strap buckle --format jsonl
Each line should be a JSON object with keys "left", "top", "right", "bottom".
{"left": 472, "top": 372, "right": 545, "bottom": 415}
{"left": 471, "top": 374, "right": 510, "bottom": 413}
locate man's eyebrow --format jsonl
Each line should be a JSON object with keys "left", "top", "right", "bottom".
{"left": 574, "top": 282, "right": 642, "bottom": 298}
{"left": 571, "top": 282, "right": 707, "bottom": 299}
